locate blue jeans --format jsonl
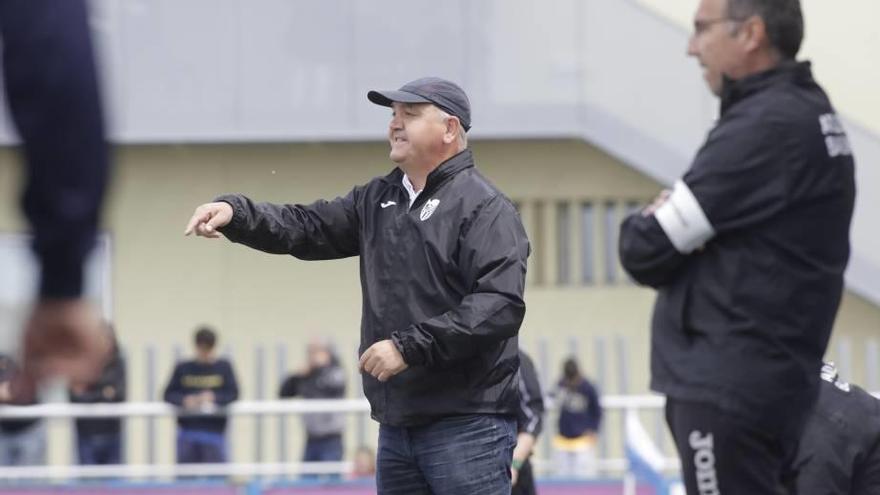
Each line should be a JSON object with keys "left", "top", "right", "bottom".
{"left": 77, "top": 431, "right": 121, "bottom": 465}
{"left": 176, "top": 429, "right": 227, "bottom": 463}
{"left": 377, "top": 414, "right": 516, "bottom": 495}
{"left": 304, "top": 434, "right": 343, "bottom": 462}
{"left": 303, "top": 434, "right": 344, "bottom": 481}
{"left": 0, "top": 422, "right": 46, "bottom": 466}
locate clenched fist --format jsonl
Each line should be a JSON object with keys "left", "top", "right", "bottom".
{"left": 359, "top": 340, "right": 408, "bottom": 382}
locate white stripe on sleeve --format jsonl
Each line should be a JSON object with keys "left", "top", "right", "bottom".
{"left": 654, "top": 180, "right": 715, "bottom": 254}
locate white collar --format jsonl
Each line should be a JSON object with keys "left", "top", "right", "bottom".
{"left": 401, "top": 174, "right": 422, "bottom": 207}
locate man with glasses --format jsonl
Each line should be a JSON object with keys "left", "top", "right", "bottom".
{"left": 619, "top": 0, "right": 855, "bottom": 493}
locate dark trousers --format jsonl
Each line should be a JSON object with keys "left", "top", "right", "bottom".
{"left": 304, "top": 433, "right": 343, "bottom": 462}
{"left": 377, "top": 414, "right": 516, "bottom": 495}
{"left": 302, "top": 434, "right": 344, "bottom": 480}
{"left": 176, "top": 429, "right": 226, "bottom": 464}
{"left": 77, "top": 431, "right": 121, "bottom": 465}
{"left": 666, "top": 398, "right": 807, "bottom": 495}
{"left": 511, "top": 458, "right": 536, "bottom": 495}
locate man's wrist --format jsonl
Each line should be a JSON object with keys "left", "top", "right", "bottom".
{"left": 511, "top": 458, "right": 525, "bottom": 471}
{"left": 391, "top": 331, "right": 422, "bottom": 365}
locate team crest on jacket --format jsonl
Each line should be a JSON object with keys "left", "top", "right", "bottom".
{"left": 420, "top": 199, "right": 440, "bottom": 221}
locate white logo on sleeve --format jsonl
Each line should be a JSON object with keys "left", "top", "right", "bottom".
{"left": 819, "top": 113, "right": 852, "bottom": 158}
{"left": 420, "top": 199, "right": 440, "bottom": 221}
{"left": 380, "top": 201, "right": 397, "bottom": 209}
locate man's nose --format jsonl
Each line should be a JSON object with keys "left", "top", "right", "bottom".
{"left": 686, "top": 35, "right": 698, "bottom": 57}
{"left": 389, "top": 115, "right": 403, "bottom": 130}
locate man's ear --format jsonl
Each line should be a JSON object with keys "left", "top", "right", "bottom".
{"left": 740, "top": 15, "right": 768, "bottom": 54}
{"left": 444, "top": 116, "right": 461, "bottom": 145}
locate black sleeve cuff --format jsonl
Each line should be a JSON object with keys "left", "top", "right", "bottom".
{"left": 391, "top": 330, "right": 426, "bottom": 366}
{"left": 213, "top": 194, "right": 246, "bottom": 237}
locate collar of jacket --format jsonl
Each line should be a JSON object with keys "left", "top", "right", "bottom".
{"left": 383, "top": 149, "right": 475, "bottom": 207}
{"left": 719, "top": 60, "right": 814, "bottom": 115}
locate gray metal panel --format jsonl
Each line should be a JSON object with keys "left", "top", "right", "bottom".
{"left": 116, "top": 0, "right": 239, "bottom": 139}
{"left": 350, "top": 0, "right": 469, "bottom": 133}
{"left": 238, "top": 0, "right": 355, "bottom": 135}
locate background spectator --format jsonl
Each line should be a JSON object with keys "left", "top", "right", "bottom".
{"left": 0, "top": 355, "right": 45, "bottom": 467}
{"left": 163, "top": 326, "right": 239, "bottom": 464}
{"left": 349, "top": 445, "right": 376, "bottom": 479}
{"left": 69, "top": 324, "right": 126, "bottom": 465}
{"left": 552, "top": 357, "right": 602, "bottom": 478}
{"left": 280, "top": 337, "right": 347, "bottom": 469}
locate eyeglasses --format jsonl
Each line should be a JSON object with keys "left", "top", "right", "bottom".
{"left": 692, "top": 17, "right": 745, "bottom": 36}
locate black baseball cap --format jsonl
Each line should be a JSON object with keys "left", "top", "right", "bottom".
{"left": 368, "top": 77, "right": 471, "bottom": 131}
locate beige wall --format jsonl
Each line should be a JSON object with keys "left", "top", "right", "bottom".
{"left": 638, "top": 0, "right": 880, "bottom": 132}
{"left": 1, "top": 139, "right": 878, "bottom": 466}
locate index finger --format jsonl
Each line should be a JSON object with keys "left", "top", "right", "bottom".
{"left": 184, "top": 208, "right": 210, "bottom": 236}
{"left": 358, "top": 347, "right": 372, "bottom": 370}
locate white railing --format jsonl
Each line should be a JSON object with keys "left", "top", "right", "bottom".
{"left": 0, "top": 395, "right": 677, "bottom": 480}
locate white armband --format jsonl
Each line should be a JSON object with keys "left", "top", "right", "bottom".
{"left": 654, "top": 180, "right": 715, "bottom": 254}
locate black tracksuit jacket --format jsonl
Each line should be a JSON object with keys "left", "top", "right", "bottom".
{"left": 795, "top": 376, "right": 880, "bottom": 494}
{"left": 218, "top": 149, "right": 530, "bottom": 426}
{"left": 619, "top": 61, "right": 856, "bottom": 427}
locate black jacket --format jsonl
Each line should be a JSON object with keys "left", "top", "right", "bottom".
{"left": 218, "top": 149, "right": 529, "bottom": 426}
{"left": 619, "top": 62, "right": 856, "bottom": 426}
{"left": 795, "top": 374, "right": 880, "bottom": 495}
{"left": 163, "top": 359, "right": 239, "bottom": 433}
{"left": 69, "top": 349, "right": 126, "bottom": 436}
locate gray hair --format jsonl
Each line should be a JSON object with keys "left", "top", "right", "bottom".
{"left": 436, "top": 107, "right": 468, "bottom": 150}
{"left": 727, "top": 0, "right": 803, "bottom": 59}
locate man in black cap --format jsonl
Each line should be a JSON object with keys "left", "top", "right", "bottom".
{"left": 184, "top": 77, "right": 529, "bottom": 494}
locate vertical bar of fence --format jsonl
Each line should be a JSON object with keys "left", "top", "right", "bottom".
{"left": 350, "top": 338, "right": 367, "bottom": 455}
{"left": 120, "top": 348, "right": 129, "bottom": 465}
{"left": 837, "top": 338, "right": 853, "bottom": 382}
{"left": 538, "top": 336, "right": 552, "bottom": 463}
{"left": 255, "top": 346, "right": 266, "bottom": 469}
{"left": 867, "top": 339, "right": 879, "bottom": 392}
{"left": 594, "top": 336, "right": 608, "bottom": 470}
{"left": 615, "top": 335, "right": 630, "bottom": 479}
{"left": 225, "top": 346, "right": 235, "bottom": 458}
{"left": 277, "top": 343, "right": 288, "bottom": 470}
{"left": 146, "top": 345, "right": 157, "bottom": 466}
{"left": 654, "top": 407, "right": 667, "bottom": 458}
{"left": 567, "top": 335, "right": 581, "bottom": 364}
{"left": 614, "top": 336, "right": 629, "bottom": 394}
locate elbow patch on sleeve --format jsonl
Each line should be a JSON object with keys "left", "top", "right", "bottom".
{"left": 654, "top": 180, "right": 715, "bottom": 254}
